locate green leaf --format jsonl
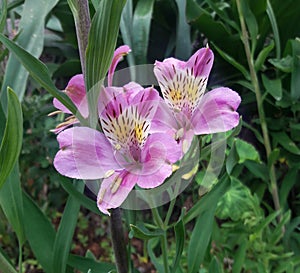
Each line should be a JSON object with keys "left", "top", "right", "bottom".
{"left": 120, "top": 0, "right": 134, "bottom": 66}
{"left": 68, "top": 255, "right": 115, "bottom": 272}
{"left": 262, "top": 74, "right": 282, "bottom": 101}
{"left": 212, "top": 42, "right": 251, "bottom": 80}
{"left": 0, "top": 164, "right": 25, "bottom": 245}
{"left": 272, "top": 131, "right": 300, "bottom": 155}
{"left": 279, "top": 168, "right": 298, "bottom": 208}
{"left": 266, "top": 0, "right": 281, "bottom": 59}
{"left": 290, "top": 38, "right": 300, "bottom": 100}
{"left": 269, "top": 55, "right": 293, "bottom": 73}
{"left": 187, "top": 196, "right": 217, "bottom": 273}
{"left": 268, "top": 148, "right": 280, "bottom": 170}
{"left": 1, "top": 0, "right": 59, "bottom": 102}
{"left": 216, "top": 177, "right": 261, "bottom": 223}
{"left": 226, "top": 141, "right": 239, "bottom": 175}
{"left": 171, "top": 209, "right": 186, "bottom": 272}
{"left": 129, "top": 222, "right": 164, "bottom": 240}
{"left": 242, "top": 0, "right": 258, "bottom": 54}
{"left": 184, "top": 174, "right": 230, "bottom": 224}
{"left": 0, "top": 88, "right": 23, "bottom": 188}
{"left": 232, "top": 238, "right": 247, "bottom": 273}
{"left": 147, "top": 238, "right": 164, "bottom": 273}
{"left": 0, "top": 246, "right": 18, "bottom": 273}
{"left": 132, "top": 0, "right": 154, "bottom": 64}
{"left": 0, "top": 101, "right": 5, "bottom": 140}
{"left": 235, "top": 138, "right": 260, "bottom": 163}
{"left": 53, "top": 181, "right": 84, "bottom": 273}
{"left": 23, "top": 191, "right": 56, "bottom": 273}
{"left": 0, "top": 34, "right": 80, "bottom": 119}
{"left": 208, "top": 256, "right": 221, "bottom": 273}
{"left": 59, "top": 176, "right": 100, "bottom": 215}
{"left": 254, "top": 41, "right": 274, "bottom": 71}
{"left": 0, "top": 0, "right": 7, "bottom": 33}
{"left": 175, "top": 0, "right": 192, "bottom": 60}
{"left": 85, "top": 0, "right": 125, "bottom": 126}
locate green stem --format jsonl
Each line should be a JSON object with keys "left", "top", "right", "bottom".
{"left": 236, "top": 0, "right": 281, "bottom": 221}
{"left": 110, "top": 208, "right": 128, "bottom": 273}
{"left": 164, "top": 181, "right": 181, "bottom": 227}
{"left": 151, "top": 207, "right": 170, "bottom": 273}
{"left": 18, "top": 243, "right": 22, "bottom": 273}
{"left": 161, "top": 234, "right": 170, "bottom": 273}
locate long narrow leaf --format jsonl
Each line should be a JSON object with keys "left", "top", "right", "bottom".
{"left": 85, "top": 0, "right": 126, "bottom": 126}
{"left": 60, "top": 176, "right": 99, "bottom": 215}
{"left": 0, "top": 164, "right": 25, "bottom": 245}
{"left": 175, "top": 0, "right": 192, "bottom": 60}
{"left": 52, "top": 181, "right": 84, "bottom": 273}
{"left": 120, "top": 0, "right": 135, "bottom": 67}
{"left": 0, "top": 88, "right": 23, "bottom": 188}
{"left": 0, "top": 0, "right": 7, "bottom": 33}
{"left": 0, "top": 34, "right": 81, "bottom": 119}
{"left": 1, "top": 0, "right": 59, "bottom": 102}
{"left": 187, "top": 200, "right": 217, "bottom": 273}
{"left": 171, "top": 210, "right": 185, "bottom": 272}
{"left": 0, "top": 246, "right": 18, "bottom": 273}
{"left": 184, "top": 175, "right": 230, "bottom": 224}
{"left": 68, "top": 255, "right": 115, "bottom": 272}
{"left": 23, "top": 192, "right": 56, "bottom": 273}
{"left": 132, "top": 0, "right": 154, "bottom": 64}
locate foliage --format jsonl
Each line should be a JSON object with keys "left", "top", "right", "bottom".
{"left": 0, "top": 0, "right": 299, "bottom": 272}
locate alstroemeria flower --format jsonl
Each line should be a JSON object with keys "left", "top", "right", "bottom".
{"left": 153, "top": 47, "right": 241, "bottom": 152}
{"left": 50, "top": 45, "right": 131, "bottom": 133}
{"left": 54, "top": 84, "right": 181, "bottom": 215}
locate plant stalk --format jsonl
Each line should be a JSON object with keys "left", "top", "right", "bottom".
{"left": 110, "top": 208, "right": 128, "bottom": 273}
{"left": 151, "top": 207, "right": 170, "bottom": 273}
{"left": 68, "top": 0, "right": 91, "bottom": 77}
{"left": 236, "top": 0, "right": 281, "bottom": 221}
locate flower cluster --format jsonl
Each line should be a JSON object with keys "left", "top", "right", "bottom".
{"left": 51, "top": 45, "right": 241, "bottom": 215}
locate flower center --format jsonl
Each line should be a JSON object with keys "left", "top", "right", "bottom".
{"left": 159, "top": 67, "right": 208, "bottom": 115}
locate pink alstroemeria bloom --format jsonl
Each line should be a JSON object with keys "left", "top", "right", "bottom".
{"left": 50, "top": 45, "right": 131, "bottom": 133}
{"left": 54, "top": 84, "right": 181, "bottom": 215}
{"left": 153, "top": 47, "right": 241, "bottom": 152}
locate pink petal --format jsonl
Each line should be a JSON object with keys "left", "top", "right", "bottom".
{"left": 186, "top": 47, "right": 214, "bottom": 77}
{"left": 133, "top": 133, "right": 181, "bottom": 188}
{"left": 97, "top": 171, "right": 137, "bottom": 215}
{"left": 108, "top": 45, "right": 131, "bottom": 86}
{"left": 54, "top": 127, "right": 120, "bottom": 179}
{"left": 136, "top": 164, "right": 173, "bottom": 189}
{"left": 131, "top": 87, "right": 161, "bottom": 119}
{"left": 154, "top": 57, "right": 186, "bottom": 81}
{"left": 53, "top": 74, "right": 89, "bottom": 118}
{"left": 191, "top": 87, "right": 241, "bottom": 135}
{"left": 151, "top": 101, "right": 178, "bottom": 133}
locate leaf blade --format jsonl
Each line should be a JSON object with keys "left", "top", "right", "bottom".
{"left": 0, "top": 88, "right": 23, "bottom": 188}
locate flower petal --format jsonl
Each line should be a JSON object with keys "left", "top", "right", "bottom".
{"left": 54, "top": 127, "right": 119, "bottom": 179}
{"left": 186, "top": 47, "right": 214, "bottom": 77}
{"left": 53, "top": 74, "right": 89, "bottom": 118}
{"left": 134, "top": 133, "right": 181, "bottom": 188}
{"left": 154, "top": 48, "right": 214, "bottom": 114}
{"left": 97, "top": 171, "right": 137, "bottom": 215}
{"left": 191, "top": 87, "right": 241, "bottom": 134}
{"left": 136, "top": 164, "right": 173, "bottom": 189}
{"left": 108, "top": 45, "right": 131, "bottom": 86}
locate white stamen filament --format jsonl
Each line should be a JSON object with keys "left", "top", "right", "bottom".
{"left": 111, "top": 176, "right": 122, "bottom": 194}
{"left": 98, "top": 188, "right": 107, "bottom": 205}
{"left": 104, "top": 169, "right": 115, "bottom": 179}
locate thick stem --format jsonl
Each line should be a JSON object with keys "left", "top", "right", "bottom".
{"left": 69, "top": 0, "right": 91, "bottom": 76}
{"left": 110, "top": 208, "right": 128, "bottom": 273}
{"left": 236, "top": 0, "right": 281, "bottom": 220}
